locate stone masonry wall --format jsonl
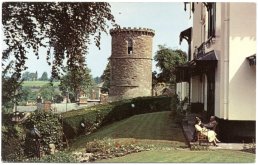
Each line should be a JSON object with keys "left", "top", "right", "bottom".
{"left": 109, "top": 27, "right": 155, "bottom": 101}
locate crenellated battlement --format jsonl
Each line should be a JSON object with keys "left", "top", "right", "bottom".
{"left": 110, "top": 27, "right": 155, "bottom": 36}
{"left": 109, "top": 26, "right": 154, "bottom": 101}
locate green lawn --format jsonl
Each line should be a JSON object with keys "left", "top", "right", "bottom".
{"left": 68, "top": 111, "right": 255, "bottom": 163}
{"left": 22, "top": 81, "right": 60, "bottom": 87}
{"left": 96, "top": 150, "right": 255, "bottom": 163}
{"left": 70, "top": 111, "right": 186, "bottom": 150}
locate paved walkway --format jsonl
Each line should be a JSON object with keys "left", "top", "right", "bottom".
{"left": 181, "top": 113, "right": 244, "bottom": 150}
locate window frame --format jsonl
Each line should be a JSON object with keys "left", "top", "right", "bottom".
{"left": 207, "top": 3, "right": 216, "bottom": 38}
{"left": 127, "top": 39, "right": 133, "bottom": 55}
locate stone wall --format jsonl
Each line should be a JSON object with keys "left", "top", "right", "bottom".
{"left": 109, "top": 27, "right": 155, "bottom": 101}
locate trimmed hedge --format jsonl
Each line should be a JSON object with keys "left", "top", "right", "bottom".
{"left": 62, "top": 96, "right": 173, "bottom": 139}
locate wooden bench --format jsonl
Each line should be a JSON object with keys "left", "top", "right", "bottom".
{"left": 197, "top": 131, "right": 209, "bottom": 146}
{"left": 197, "top": 122, "right": 218, "bottom": 146}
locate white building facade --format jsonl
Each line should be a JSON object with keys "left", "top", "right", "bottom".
{"left": 178, "top": 2, "right": 256, "bottom": 142}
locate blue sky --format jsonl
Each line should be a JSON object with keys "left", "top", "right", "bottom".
{"left": 22, "top": 2, "right": 192, "bottom": 78}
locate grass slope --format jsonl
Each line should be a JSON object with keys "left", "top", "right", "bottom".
{"left": 70, "top": 111, "right": 186, "bottom": 150}
{"left": 69, "top": 111, "right": 255, "bottom": 163}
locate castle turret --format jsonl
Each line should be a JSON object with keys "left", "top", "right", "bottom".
{"left": 109, "top": 27, "right": 155, "bottom": 101}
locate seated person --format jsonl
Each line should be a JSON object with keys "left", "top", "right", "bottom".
{"left": 194, "top": 117, "right": 220, "bottom": 146}
{"left": 203, "top": 116, "right": 217, "bottom": 131}
{"left": 191, "top": 116, "right": 218, "bottom": 142}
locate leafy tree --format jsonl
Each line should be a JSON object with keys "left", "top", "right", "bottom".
{"left": 35, "top": 71, "right": 38, "bottom": 80}
{"left": 29, "top": 72, "right": 37, "bottom": 81}
{"left": 39, "top": 83, "right": 56, "bottom": 101}
{"left": 19, "top": 86, "right": 40, "bottom": 105}
{"left": 94, "top": 76, "right": 101, "bottom": 84}
{"left": 154, "top": 45, "right": 187, "bottom": 84}
{"left": 2, "top": 2, "right": 118, "bottom": 80}
{"left": 152, "top": 71, "right": 158, "bottom": 86}
{"left": 100, "top": 61, "right": 111, "bottom": 93}
{"left": 21, "top": 71, "right": 37, "bottom": 81}
{"left": 2, "top": 61, "right": 24, "bottom": 111}
{"left": 52, "top": 94, "right": 64, "bottom": 103}
{"left": 40, "top": 72, "right": 49, "bottom": 81}
{"left": 59, "top": 66, "right": 94, "bottom": 102}
{"left": 19, "top": 86, "right": 32, "bottom": 103}
{"left": 22, "top": 71, "right": 30, "bottom": 81}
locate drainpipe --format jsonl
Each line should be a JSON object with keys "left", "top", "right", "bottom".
{"left": 223, "top": 3, "right": 230, "bottom": 120}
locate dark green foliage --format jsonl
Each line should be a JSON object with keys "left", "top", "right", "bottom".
{"left": 94, "top": 76, "right": 101, "bottom": 84}
{"left": 39, "top": 72, "right": 49, "bottom": 81}
{"left": 62, "top": 104, "right": 114, "bottom": 139}
{"left": 2, "top": 111, "right": 64, "bottom": 162}
{"left": 154, "top": 45, "right": 187, "bottom": 84}
{"left": 24, "top": 111, "right": 64, "bottom": 157}
{"left": 62, "top": 96, "right": 173, "bottom": 139}
{"left": 59, "top": 66, "right": 94, "bottom": 102}
{"left": 100, "top": 61, "right": 111, "bottom": 93}
{"left": 170, "top": 94, "right": 188, "bottom": 124}
{"left": 2, "top": 61, "right": 24, "bottom": 111}
{"left": 170, "top": 94, "right": 180, "bottom": 116}
{"left": 38, "top": 83, "right": 56, "bottom": 101}
{"left": 19, "top": 86, "right": 35, "bottom": 102}
{"left": 22, "top": 71, "right": 38, "bottom": 81}
{"left": 2, "top": 123, "right": 26, "bottom": 162}
{"left": 2, "top": 2, "right": 117, "bottom": 79}
{"left": 103, "top": 97, "right": 172, "bottom": 124}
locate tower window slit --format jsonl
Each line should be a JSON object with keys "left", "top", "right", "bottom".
{"left": 128, "top": 39, "right": 133, "bottom": 54}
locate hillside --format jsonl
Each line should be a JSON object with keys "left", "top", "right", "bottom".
{"left": 68, "top": 111, "right": 255, "bottom": 163}
{"left": 22, "top": 81, "right": 60, "bottom": 87}
{"left": 70, "top": 111, "right": 186, "bottom": 150}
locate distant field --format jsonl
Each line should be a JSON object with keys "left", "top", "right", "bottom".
{"left": 22, "top": 81, "right": 60, "bottom": 87}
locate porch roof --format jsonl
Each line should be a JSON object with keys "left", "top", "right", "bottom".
{"left": 176, "top": 50, "right": 217, "bottom": 82}
{"left": 179, "top": 27, "right": 192, "bottom": 45}
{"left": 196, "top": 50, "right": 217, "bottom": 61}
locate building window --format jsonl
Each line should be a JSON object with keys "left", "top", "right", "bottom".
{"left": 128, "top": 39, "right": 133, "bottom": 54}
{"left": 207, "top": 3, "right": 216, "bottom": 38}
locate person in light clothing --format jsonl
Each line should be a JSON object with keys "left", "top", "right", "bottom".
{"left": 194, "top": 117, "right": 220, "bottom": 146}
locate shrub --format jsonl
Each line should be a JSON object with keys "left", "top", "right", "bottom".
{"left": 170, "top": 94, "right": 189, "bottom": 124}
{"left": 2, "top": 123, "right": 26, "bottom": 162}
{"left": 23, "top": 111, "right": 64, "bottom": 157}
{"left": 2, "top": 110, "right": 65, "bottom": 162}
{"left": 62, "top": 104, "right": 114, "bottom": 139}
{"left": 62, "top": 96, "right": 173, "bottom": 139}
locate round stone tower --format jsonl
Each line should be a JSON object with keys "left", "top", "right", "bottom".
{"left": 109, "top": 27, "right": 155, "bottom": 101}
